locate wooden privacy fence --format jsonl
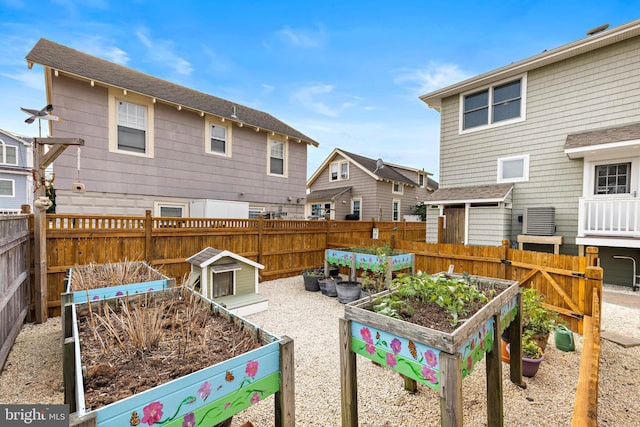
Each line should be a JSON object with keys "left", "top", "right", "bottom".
{"left": 0, "top": 215, "right": 30, "bottom": 369}
{"left": 39, "top": 212, "right": 425, "bottom": 317}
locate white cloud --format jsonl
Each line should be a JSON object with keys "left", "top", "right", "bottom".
{"left": 135, "top": 30, "right": 193, "bottom": 76}
{"left": 276, "top": 24, "right": 326, "bottom": 48}
{"left": 261, "top": 84, "right": 275, "bottom": 94}
{"left": 2, "top": 71, "right": 43, "bottom": 90}
{"left": 395, "top": 61, "right": 473, "bottom": 96}
{"left": 292, "top": 84, "right": 364, "bottom": 117}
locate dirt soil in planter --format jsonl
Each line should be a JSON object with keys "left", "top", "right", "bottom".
{"left": 77, "top": 289, "right": 261, "bottom": 411}
{"left": 405, "top": 298, "right": 490, "bottom": 333}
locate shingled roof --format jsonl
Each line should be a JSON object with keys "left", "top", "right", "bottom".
{"left": 338, "top": 149, "right": 419, "bottom": 186}
{"left": 565, "top": 122, "right": 640, "bottom": 150}
{"left": 425, "top": 184, "right": 513, "bottom": 204}
{"left": 26, "top": 38, "right": 318, "bottom": 147}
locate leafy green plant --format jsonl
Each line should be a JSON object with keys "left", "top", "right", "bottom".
{"left": 372, "top": 272, "right": 496, "bottom": 326}
{"left": 522, "top": 287, "right": 559, "bottom": 336}
{"left": 522, "top": 329, "right": 543, "bottom": 359}
{"left": 359, "top": 247, "right": 389, "bottom": 293}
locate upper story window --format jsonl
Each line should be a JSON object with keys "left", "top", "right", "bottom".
{"left": 0, "top": 140, "right": 18, "bottom": 165}
{"left": 595, "top": 163, "right": 630, "bottom": 194}
{"left": 497, "top": 154, "right": 529, "bottom": 183}
{"left": 269, "top": 138, "right": 287, "bottom": 177}
{"left": 109, "top": 89, "right": 154, "bottom": 157}
{"left": 330, "top": 160, "right": 349, "bottom": 181}
{"left": 206, "top": 119, "right": 231, "bottom": 156}
{"left": 461, "top": 75, "right": 526, "bottom": 132}
{"left": 0, "top": 179, "right": 14, "bottom": 197}
{"left": 392, "top": 182, "right": 404, "bottom": 194}
{"left": 418, "top": 173, "right": 425, "bottom": 187}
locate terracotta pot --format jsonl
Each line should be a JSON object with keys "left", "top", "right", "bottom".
{"left": 501, "top": 338, "right": 510, "bottom": 363}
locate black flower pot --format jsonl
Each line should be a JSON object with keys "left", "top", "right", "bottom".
{"left": 302, "top": 271, "right": 322, "bottom": 291}
{"left": 336, "top": 280, "right": 362, "bottom": 304}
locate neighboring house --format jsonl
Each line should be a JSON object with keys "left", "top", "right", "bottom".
{"left": 306, "top": 148, "right": 436, "bottom": 221}
{"left": 420, "top": 19, "right": 640, "bottom": 286}
{"left": 25, "top": 39, "right": 319, "bottom": 219}
{"left": 186, "top": 247, "right": 267, "bottom": 316}
{"left": 0, "top": 129, "right": 33, "bottom": 214}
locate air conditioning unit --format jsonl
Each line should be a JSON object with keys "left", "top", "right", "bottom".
{"left": 522, "top": 207, "right": 556, "bottom": 236}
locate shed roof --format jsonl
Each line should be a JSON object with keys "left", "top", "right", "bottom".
{"left": 564, "top": 122, "right": 640, "bottom": 150}
{"left": 26, "top": 38, "right": 318, "bottom": 147}
{"left": 425, "top": 184, "right": 513, "bottom": 204}
{"left": 306, "top": 186, "right": 352, "bottom": 202}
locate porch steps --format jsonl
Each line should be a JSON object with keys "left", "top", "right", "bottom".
{"left": 214, "top": 293, "right": 269, "bottom": 317}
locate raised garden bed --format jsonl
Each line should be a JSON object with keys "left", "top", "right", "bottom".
{"left": 63, "top": 287, "right": 294, "bottom": 427}
{"left": 63, "top": 261, "right": 174, "bottom": 304}
{"left": 339, "top": 272, "right": 521, "bottom": 427}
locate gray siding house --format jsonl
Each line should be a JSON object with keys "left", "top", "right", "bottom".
{"left": 0, "top": 129, "right": 33, "bottom": 213}
{"left": 420, "top": 19, "right": 640, "bottom": 286}
{"left": 25, "top": 39, "right": 318, "bottom": 218}
{"left": 306, "top": 148, "right": 436, "bottom": 221}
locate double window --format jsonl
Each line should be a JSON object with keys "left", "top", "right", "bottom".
{"left": 595, "top": 163, "right": 630, "bottom": 195}
{"left": 461, "top": 75, "right": 526, "bottom": 132}
{"left": 269, "top": 139, "right": 286, "bottom": 176}
{"left": 330, "top": 160, "right": 349, "bottom": 181}
{"left": 497, "top": 154, "right": 529, "bottom": 183}
{"left": 0, "top": 179, "right": 14, "bottom": 197}
{"left": 0, "top": 140, "right": 17, "bottom": 165}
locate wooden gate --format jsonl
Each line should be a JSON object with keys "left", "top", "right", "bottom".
{"left": 443, "top": 206, "right": 465, "bottom": 245}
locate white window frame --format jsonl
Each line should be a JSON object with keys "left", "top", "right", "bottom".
{"left": 594, "top": 162, "right": 631, "bottom": 195}
{"left": 418, "top": 173, "right": 425, "bottom": 187}
{"left": 268, "top": 138, "right": 287, "bottom": 177}
{"left": 206, "top": 117, "right": 232, "bottom": 157}
{"left": 497, "top": 154, "right": 530, "bottom": 183}
{"left": 0, "top": 140, "right": 18, "bottom": 165}
{"left": 459, "top": 73, "right": 527, "bottom": 134}
{"left": 249, "top": 207, "right": 266, "bottom": 218}
{"left": 392, "top": 182, "right": 404, "bottom": 194}
{"left": 108, "top": 88, "right": 155, "bottom": 158}
{"left": 155, "top": 202, "right": 188, "bottom": 217}
{"left": 392, "top": 199, "right": 401, "bottom": 221}
{"left": 351, "top": 198, "right": 362, "bottom": 220}
{"left": 330, "top": 160, "right": 349, "bottom": 181}
{"left": 0, "top": 178, "right": 15, "bottom": 197}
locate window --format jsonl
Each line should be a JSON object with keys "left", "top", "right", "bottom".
{"left": 159, "top": 205, "right": 184, "bottom": 217}
{"left": 595, "top": 163, "right": 630, "bottom": 194}
{"left": 0, "top": 140, "right": 17, "bottom": 165}
{"left": 497, "top": 154, "right": 529, "bottom": 183}
{"left": 109, "top": 89, "right": 154, "bottom": 157}
{"left": 311, "top": 203, "right": 322, "bottom": 218}
{"left": 392, "top": 200, "right": 400, "bottom": 221}
{"left": 351, "top": 198, "right": 361, "bottom": 219}
{"left": 330, "top": 160, "right": 349, "bottom": 181}
{"left": 461, "top": 75, "right": 526, "bottom": 132}
{"left": 0, "top": 179, "right": 14, "bottom": 197}
{"left": 206, "top": 119, "right": 231, "bottom": 156}
{"left": 249, "top": 207, "right": 265, "bottom": 219}
{"left": 418, "top": 173, "right": 425, "bottom": 187}
{"left": 269, "top": 139, "right": 286, "bottom": 176}
{"left": 392, "top": 182, "right": 404, "bottom": 194}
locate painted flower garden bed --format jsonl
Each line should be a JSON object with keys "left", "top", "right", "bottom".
{"left": 326, "top": 248, "right": 413, "bottom": 272}
{"left": 64, "top": 287, "right": 293, "bottom": 427}
{"left": 63, "top": 261, "right": 174, "bottom": 303}
{"left": 340, "top": 273, "right": 521, "bottom": 426}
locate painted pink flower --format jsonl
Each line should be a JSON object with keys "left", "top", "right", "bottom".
{"left": 116, "top": 291, "right": 124, "bottom": 296}
{"left": 386, "top": 353, "right": 397, "bottom": 368}
{"left": 224, "top": 402, "right": 231, "bottom": 410}
{"left": 182, "top": 413, "right": 195, "bottom": 427}
{"left": 198, "top": 381, "right": 211, "bottom": 400}
{"left": 251, "top": 392, "right": 260, "bottom": 405}
{"left": 360, "top": 327, "right": 372, "bottom": 343}
{"left": 141, "top": 401, "right": 163, "bottom": 426}
{"left": 467, "top": 356, "right": 473, "bottom": 371}
{"left": 366, "top": 343, "right": 376, "bottom": 355}
{"left": 425, "top": 350, "right": 437, "bottom": 367}
{"left": 421, "top": 366, "right": 438, "bottom": 384}
{"left": 470, "top": 340, "right": 475, "bottom": 350}
{"left": 390, "top": 338, "right": 402, "bottom": 354}
{"left": 92, "top": 295, "right": 99, "bottom": 300}
{"left": 245, "top": 360, "right": 259, "bottom": 378}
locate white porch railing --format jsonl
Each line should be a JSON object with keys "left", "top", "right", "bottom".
{"left": 578, "top": 197, "right": 640, "bottom": 237}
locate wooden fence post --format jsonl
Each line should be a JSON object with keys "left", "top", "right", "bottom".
{"left": 499, "top": 240, "right": 509, "bottom": 280}
{"left": 258, "top": 215, "right": 264, "bottom": 268}
{"left": 275, "top": 336, "right": 295, "bottom": 427}
{"left": 339, "top": 318, "right": 358, "bottom": 427}
{"left": 584, "top": 247, "right": 603, "bottom": 318}
{"left": 437, "top": 215, "right": 445, "bottom": 243}
{"left": 144, "top": 210, "right": 152, "bottom": 262}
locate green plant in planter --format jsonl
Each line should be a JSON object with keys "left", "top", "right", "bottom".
{"left": 359, "top": 248, "right": 389, "bottom": 293}
{"left": 521, "top": 288, "right": 559, "bottom": 350}
{"left": 522, "top": 329, "right": 543, "bottom": 359}
{"left": 372, "top": 272, "right": 494, "bottom": 326}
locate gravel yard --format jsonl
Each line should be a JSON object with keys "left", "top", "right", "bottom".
{"left": 1, "top": 277, "right": 639, "bottom": 426}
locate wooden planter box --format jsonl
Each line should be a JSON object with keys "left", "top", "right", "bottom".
{"left": 325, "top": 248, "right": 414, "bottom": 281}
{"left": 339, "top": 274, "right": 522, "bottom": 427}
{"left": 63, "top": 287, "right": 294, "bottom": 427}
{"left": 63, "top": 261, "right": 174, "bottom": 304}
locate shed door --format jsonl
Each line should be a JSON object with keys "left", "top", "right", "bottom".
{"left": 443, "top": 206, "right": 465, "bottom": 245}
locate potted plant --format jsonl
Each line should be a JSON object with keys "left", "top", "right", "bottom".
{"left": 302, "top": 268, "right": 323, "bottom": 292}
{"left": 507, "top": 329, "right": 544, "bottom": 378}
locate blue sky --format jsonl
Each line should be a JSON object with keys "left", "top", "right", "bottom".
{"left": 1, "top": 1, "right": 638, "bottom": 180}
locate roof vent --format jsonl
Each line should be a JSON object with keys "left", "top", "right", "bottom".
{"left": 586, "top": 23, "right": 609, "bottom": 36}
{"left": 522, "top": 207, "right": 556, "bottom": 236}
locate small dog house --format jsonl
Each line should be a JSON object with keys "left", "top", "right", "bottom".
{"left": 186, "top": 247, "right": 267, "bottom": 316}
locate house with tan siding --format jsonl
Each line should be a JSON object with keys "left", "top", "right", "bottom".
{"left": 420, "top": 18, "right": 640, "bottom": 287}
{"left": 306, "top": 148, "right": 436, "bottom": 221}
{"left": 25, "top": 39, "right": 318, "bottom": 219}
